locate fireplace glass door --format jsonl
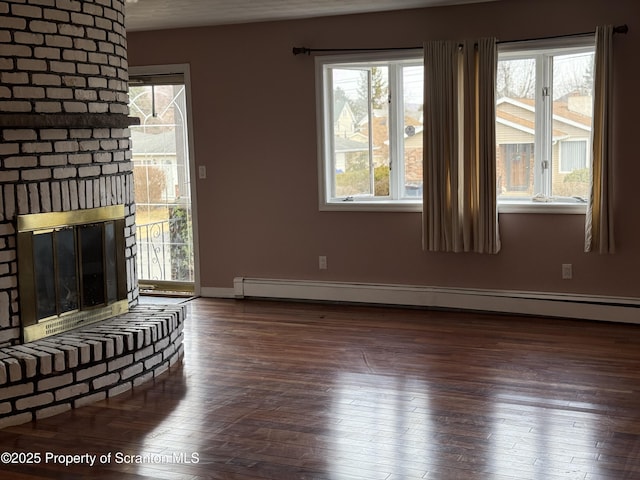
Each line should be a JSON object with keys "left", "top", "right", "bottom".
{"left": 18, "top": 206, "right": 128, "bottom": 342}
{"left": 33, "top": 227, "right": 79, "bottom": 321}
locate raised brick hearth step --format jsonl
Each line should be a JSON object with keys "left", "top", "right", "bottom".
{"left": 0, "top": 304, "right": 185, "bottom": 428}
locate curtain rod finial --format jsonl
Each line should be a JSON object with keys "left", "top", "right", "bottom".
{"left": 292, "top": 47, "right": 310, "bottom": 56}
{"left": 614, "top": 24, "right": 629, "bottom": 34}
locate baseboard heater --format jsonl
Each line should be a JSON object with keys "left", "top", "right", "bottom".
{"left": 232, "top": 277, "right": 640, "bottom": 324}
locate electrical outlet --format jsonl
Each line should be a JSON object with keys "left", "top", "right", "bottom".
{"left": 198, "top": 165, "right": 207, "bottom": 179}
{"left": 562, "top": 263, "right": 572, "bottom": 280}
{"left": 319, "top": 255, "right": 327, "bottom": 270}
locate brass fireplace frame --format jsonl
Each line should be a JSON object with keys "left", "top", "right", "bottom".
{"left": 17, "top": 205, "right": 129, "bottom": 343}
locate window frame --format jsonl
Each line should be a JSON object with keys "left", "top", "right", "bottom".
{"left": 315, "top": 50, "right": 424, "bottom": 212}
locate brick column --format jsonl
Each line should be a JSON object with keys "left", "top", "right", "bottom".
{"left": 0, "top": 0, "right": 137, "bottom": 346}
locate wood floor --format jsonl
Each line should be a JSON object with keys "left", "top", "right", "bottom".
{"left": 1, "top": 298, "right": 640, "bottom": 479}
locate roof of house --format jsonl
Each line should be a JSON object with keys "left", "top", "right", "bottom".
{"left": 334, "top": 136, "right": 369, "bottom": 153}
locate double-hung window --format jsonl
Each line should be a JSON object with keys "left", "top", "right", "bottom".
{"left": 496, "top": 37, "right": 595, "bottom": 212}
{"left": 316, "top": 52, "right": 424, "bottom": 210}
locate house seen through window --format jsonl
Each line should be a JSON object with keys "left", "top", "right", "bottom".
{"left": 316, "top": 37, "right": 595, "bottom": 210}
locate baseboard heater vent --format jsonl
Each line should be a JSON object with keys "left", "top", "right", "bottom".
{"left": 233, "top": 277, "right": 640, "bottom": 324}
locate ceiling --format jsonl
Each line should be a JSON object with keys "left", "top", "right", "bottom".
{"left": 124, "top": 0, "right": 499, "bottom": 32}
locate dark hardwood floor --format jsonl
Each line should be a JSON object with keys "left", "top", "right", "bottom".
{"left": 1, "top": 298, "right": 640, "bottom": 479}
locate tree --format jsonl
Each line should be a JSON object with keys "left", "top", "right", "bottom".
{"left": 497, "top": 58, "right": 535, "bottom": 99}
{"left": 351, "top": 67, "right": 388, "bottom": 121}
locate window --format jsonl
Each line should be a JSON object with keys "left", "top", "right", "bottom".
{"left": 559, "top": 139, "right": 588, "bottom": 172}
{"left": 316, "top": 52, "right": 423, "bottom": 210}
{"left": 496, "top": 37, "right": 595, "bottom": 208}
{"left": 316, "top": 39, "right": 595, "bottom": 212}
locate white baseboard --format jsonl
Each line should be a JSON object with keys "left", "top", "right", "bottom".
{"left": 229, "top": 277, "right": 640, "bottom": 324}
{"left": 200, "top": 286, "right": 236, "bottom": 299}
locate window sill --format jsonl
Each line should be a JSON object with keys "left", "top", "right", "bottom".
{"left": 320, "top": 200, "right": 422, "bottom": 212}
{"left": 498, "top": 201, "right": 587, "bottom": 214}
{"left": 319, "top": 199, "right": 587, "bottom": 214}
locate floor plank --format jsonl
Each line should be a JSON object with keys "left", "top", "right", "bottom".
{"left": 1, "top": 298, "right": 640, "bottom": 479}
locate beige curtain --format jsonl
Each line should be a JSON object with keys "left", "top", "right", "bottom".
{"left": 423, "top": 38, "right": 500, "bottom": 253}
{"left": 585, "top": 25, "right": 615, "bottom": 253}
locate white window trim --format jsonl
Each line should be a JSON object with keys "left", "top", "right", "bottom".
{"left": 316, "top": 50, "right": 423, "bottom": 212}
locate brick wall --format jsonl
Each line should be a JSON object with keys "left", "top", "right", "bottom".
{"left": 0, "top": 0, "right": 138, "bottom": 346}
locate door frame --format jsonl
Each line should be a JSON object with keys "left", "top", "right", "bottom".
{"left": 128, "top": 63, "right": 201, "bottom": 297}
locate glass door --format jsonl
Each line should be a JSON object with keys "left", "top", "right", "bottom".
{"left": 128, "top": 72, "right": 195, "bottom": 295}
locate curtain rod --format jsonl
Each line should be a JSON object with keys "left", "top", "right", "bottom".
{"left": 292, "top": 24, "right": 628, "bottom": 55}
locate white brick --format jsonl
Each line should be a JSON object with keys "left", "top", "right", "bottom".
{"left": 3, "top": 129, "right": 37, "bottom": 141}
{"left": 54, "top": 140, "right": 79, "bottom": 152}
{"left": 40, "top": 129, "right": 67, "bottom": 140}
{"left": 11, "top": 345, "right": 52, "bottom": 375}
{"left": 21, "top": 168, "right": 51, "bottom": 181}
{"left": 0, "top": 101, "right": 31, "bottom": 112}
{"left": 32, "top": 345, "right": 65, "bottom": 371}
{"left": 47, "top": 87, "right": 73, "bottom": 99}
{"left": 34, "top": 46, "right": 60, "bottom": 59}
{"left": 36, "top": 403, "right": 71, "bottom": 420}
{"left": 92, "top": 372, "right": 119, "bottom": 390}
{"left": 144, "top": 353, "right": 162, "bottom": 370}
{"left": 153, "top": 361, "right": 169, "bottom": 378}
{"left": 134, "top": 345, "right": 153, "bottom": 361}
{"left": 120, "top": 362, "right": 142, "bottom": 380}
{"left": 63, "top": 101, "right": 87, "bottom": 113}
{"left": 38, "top": 373, "right": 73, "bottom": 391}
{"left": 0, "top": 382, "right": 34, "bottom": 401}
{"left": 18, "top": 58, "right": 48, "bottom": 71}
{"left": 13, "top": 86, "right": 45, "bottom": 99}
{"left": 8, "top": 350, "right": 37, "bottom": 378}
{"left": 35, "top": 101, "right": 62, "bottom": 113}
{"left": 13, "top": 86, "right": 45, "bottom": 98}
{"left": 5, "top": 156, "right": 37, "bottom": 168}
{"left": 132, "top": 370, "right": 153, "bottom": 387}
{"left": 53, "top": 167, "right": 76, "bottom": 179}
{"left": 22, "top": 141, "right": 53, "bottom": 153}
{"left": 107, "top": 353, "right": 132, "bottom": 372}
{"left": 55, "top": 383, "right": 89, "bottom": 401}
{"left": 45, "top": 33, "right": 72, "bottom": 47}
{"left": 32, "top": 73, "right": 62, "bottom": 86}
{"left": 76, "top": 363, "right": 106, "bottom": 382}
{"left": 16, "top": 392, "right": 54, "bottom": 411}
{"left": 108, "top": 381, "right": 131, "bottom": 398}
{"left": 14, "top": 32, "right": 44, "bottom": 45}
{"left": 0, "top": 413, "right": 33, "bottom": 429}
{"left": 11, "top": 4, "right": 43, "bottom": 18}
{"left": 0, "top": 143, "right": 19, "bottom": 155}
{"left": 73, "top": 391, "right": 105, "bottom": 409}
{"left": 29, "top": 20, "right": 58, "bottom": 33}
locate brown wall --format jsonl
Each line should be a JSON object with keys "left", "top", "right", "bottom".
{"left": 127, "top": 0, "right": 640, "bottom": 298}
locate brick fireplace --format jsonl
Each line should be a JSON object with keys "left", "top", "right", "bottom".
{"left": 0, "top": 0, "right": 138, "bottom": 345}
{"left": 0, "top": 0, "right": 185, "bottom": 427}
